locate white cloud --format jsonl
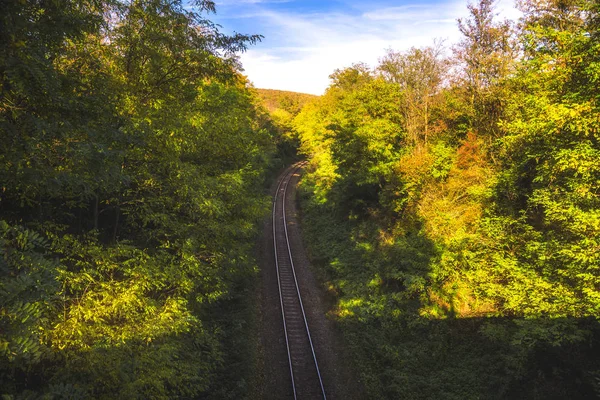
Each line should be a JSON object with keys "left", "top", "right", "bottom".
{"left": 363, "top": 5, "right": 440, "bottom": 21}
{"left": 216, "top": 0, "right": 291, "bottom": 5}
{"left": 235, "top": 0, "right": 521, "bottom": 95}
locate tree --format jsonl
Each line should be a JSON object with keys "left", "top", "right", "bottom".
{"left": 455, "top": 0, "right": 516, "bottom": 139}
{"left": 484, "top": 0, "right": 600, "bottom": 318}
{"left": 329, "top": 62, "right": 373, "bottom": 92}
{"left": 378, "top": 42, "right": 447, "bottom": 144}
{"left": 517, "top": 0, "right": 586, "bottom": 32}
{"left": 0, "top": 0, "right": 272, "bottom": 397}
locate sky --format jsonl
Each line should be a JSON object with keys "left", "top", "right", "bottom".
{"left": 210, "top": 0, "right": 521, "bottom": 95}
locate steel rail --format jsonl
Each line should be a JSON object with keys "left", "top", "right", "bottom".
{"left": 272, "top": 164, "right": 297, "bottom": 399}
{"left": 272, "top": 162, "right": 326, "bottom": 400}
{"left": 281, "top": 162, "right": 327, "bottom": 400}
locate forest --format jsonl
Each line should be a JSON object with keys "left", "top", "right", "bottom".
{"left": 0, "top": 0, "right": 282, "bottom": 398}
{"left": 1, "top": 0, "right": 599, "bottom": 398}
{"left": 294, "top": 0, "right": 600, "bottom": 398}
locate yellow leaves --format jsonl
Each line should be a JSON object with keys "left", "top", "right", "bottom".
{"left": 432, "top": 279, "right": 498, "bottom": 318}
{"left": 152, "top": 99, "right": 164, "bottom": 110}
{"left": 368, "top": 275, "right": 383, "bottom": 288}
{"left": 419, "top": 196, "right": 481, "bottom": 243}
{"left": 397, "top": 145, "right": 434, "bottom": 182}
{"left": 50, "top": 283, "right": 196, "bottom": 350}
{"left": 398, "top": 139, "right": 493, "bottom": 244}
{"left": 336, "top": 298, "right": 364, "bottom": 319}
{"left": 302, "top": 149, "right": 340, "bottom": 204}
{"left": 142, "top": 177, "right": 157, "bottom": 188}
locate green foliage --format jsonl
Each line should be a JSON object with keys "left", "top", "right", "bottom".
{"left": 430, "top": 142, "right": 456, "bottom": 180}
{"left": 329, "top": 78, "right": 404, "bottom": 187}
{"left": 0, "top": 221, "right": 58, "bottom": 367}
{"left": 294, "top": 0, "right": 600, "bottom": 398}
{"left": 378, "top": 43, "right": 447, "bottom": 144}
{"left": 3, "top": 0, "right": 600, "bottom": 397}
{"left": 455, "top": 0, "right": 517, "bottom": 139}
{"left": 255, "top": 89, "right": 317, "bottom": 114}
{"left": 0, "top": 0, "right": 273, "bottom": 398}
{"left": 473, "top": 0, "right": 600, "bottom": 321}
{"left": 253, "top": 88, "right": 315, "bottom": 168}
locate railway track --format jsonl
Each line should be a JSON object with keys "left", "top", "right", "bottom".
{"left": 272, "top": 162, "right": 326, "bottom": 400}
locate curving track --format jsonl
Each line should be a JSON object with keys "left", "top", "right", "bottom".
{"left": 272, "top": 162, "right": 326, "bottom": 400}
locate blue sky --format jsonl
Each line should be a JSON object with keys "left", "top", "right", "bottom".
{"left": 210, "top": 0, "right": 520, "bottom": 95}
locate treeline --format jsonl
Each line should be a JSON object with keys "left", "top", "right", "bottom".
{"left": 255, "top": 89, "right": 317, "bottom": 114}
{"left": 255, "top": 89, "right": 317, "bottom": 163}
{"left": 295, "top": 0, "right": 600, "bottom": 398}
{"left": 0, "top": 0, "right": 277, "bottom": 398}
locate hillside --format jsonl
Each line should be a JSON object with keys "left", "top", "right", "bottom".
{"left": 255, "top": 88, "right": 317, "bottom": 115}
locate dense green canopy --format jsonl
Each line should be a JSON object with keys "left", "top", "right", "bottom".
{"left": 0, "top": 0, "right": 276, "bottom": 398}
{"left": 295, "top": 0, "right": 600, "bottom": 397}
